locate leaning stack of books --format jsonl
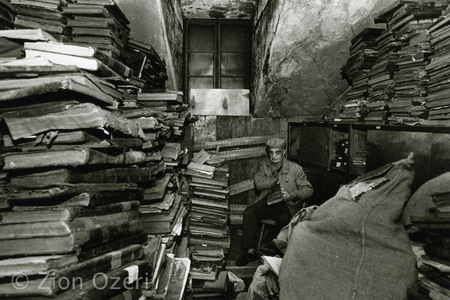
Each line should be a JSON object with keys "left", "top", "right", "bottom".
{"left": 129, "top": 39, "right": 168, "bottom": 92}
{"left": 11, "top": 0, "right": 71, "bottom": 42}
{"left": 63, "top": 0, "right": 130, "bottom": 61}
{"left": 0, "top": 32, "right": 156, "bottom": 299}
{"left": 409, "top": 190, "right": 450, "bottom": 298}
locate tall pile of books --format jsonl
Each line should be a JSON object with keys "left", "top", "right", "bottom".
{"left": 63, "top": 0, "right": 130, "bottom": 61}
{"left": 377, "top": 1, "right": 445, "bottom": 125}
{"left": 0, "top": 32, "right": 153, "bottom": 299}
{"left": 365, "top": 5, "right": 400, "bottom": 124}
{"left": 11, "top": 0, "right": 71, "bottom": 42}
{"left": 184, "top": 154, "right": 232, "bottom": 297}
{"left": 117, "top": 91, "right": 193, "bottom": 299}
{"left": 340, "top": 28, "right": 383, "bottom": 122}
{"left": 118, "top": 91, "right": 189, "bottom": 239}
{"left": 0, "top": 0, "right": 15, "bottom": 30}
{"left": 409, "top": 190, "right": 450, "bottom": 298}
{"left": 341, "top": 0, "right": 450, "bottom": 125}
{"left": 424, "top": 9, "right": 450, "bottom": 124}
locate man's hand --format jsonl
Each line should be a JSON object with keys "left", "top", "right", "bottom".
{"left": 271, "top": 179, "right": 279, "bottom": 188}
{"left": 281, "top": 188, "right": 292, "bottom": 201}
{"left": 265, "top": 271, "right": 279, "bottom": 299}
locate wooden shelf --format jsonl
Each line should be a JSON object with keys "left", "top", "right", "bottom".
{"left": 288, "top": 121, "right": 450, "bottom": 191}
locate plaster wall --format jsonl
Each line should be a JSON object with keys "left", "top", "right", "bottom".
{"left": 117, "top": 0, "right": 183, "bottom": 91}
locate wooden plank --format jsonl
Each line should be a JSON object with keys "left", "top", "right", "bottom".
{"left": 229, "top": 179, "right": 255, "bottom": 196}
{"left": 194, "top": 134, "right": 278, "bottom": 151}
{"left": 219, "top": 146, "right": 266, "bottom": 161}
{"left": 190, "top": 89, "right": 250, "bottom": 116}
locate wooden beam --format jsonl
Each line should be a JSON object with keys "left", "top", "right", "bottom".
{"left": 194, "top": 134, "right": 278, "bottom": 151}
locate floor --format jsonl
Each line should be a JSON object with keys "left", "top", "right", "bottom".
{"left": 225, "top": 224, "right": 278, "bottom": 280}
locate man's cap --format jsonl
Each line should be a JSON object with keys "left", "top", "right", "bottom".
{"left": 266, "top": 137, "right": 286, "bottom": 149}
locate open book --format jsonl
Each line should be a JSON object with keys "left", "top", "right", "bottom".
{"left": 262, "top": 255, "right": 282, "bottom": 277}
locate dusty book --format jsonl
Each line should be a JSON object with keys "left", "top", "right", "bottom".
{"left": 3, "top": 201, "right": 140, "bottom": 223}
{"left": 6, "top": 183, "right": 140, "bottom": 203}
{"left": 3, "top": 148, "right": 147, "bottom": 170}
{"left": 0, "top": 218, "right": 142, "bottom": 257}
{"left": 24, "top": 41, "right": 132, "bottom": 77}
{"left": 9, "top": 167, "right": 152, "bottom": 189}
{"left": 189, "top": 261, "right": 219, "bottom": 281}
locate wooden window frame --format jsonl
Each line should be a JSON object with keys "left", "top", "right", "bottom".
{"left": 184, "top": 19, "right": 252, "bottom": 91}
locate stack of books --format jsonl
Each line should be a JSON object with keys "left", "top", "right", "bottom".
{"left": 338, "top": 100, "right": 369, "bottom": 122}
{"left": 186, "top": 153, "right": 231, "bottom": 254}
{"left": 140, "top": 191, "right": 186, "bottom": 236}
{"left": 63, "top": 0, "right": 130, "bottom": 61}
{"left": 0, "top": 32, "right": 156, "bottom": 299}
{"left": 341, "top": 28, "right": 383, "bottom": 122}
{"left": 129, "top": 39, "right": 168, "bottom": 91}
{"left": 190, "top": 242, "right": 230, "bottom": 298}
{"left": 191, "top": 270, "right": 230, "bottom": 298}
{"left": 366, "top": 11, "right": 399, "bottom": 121}
{"left": 161, "top": 142, "right": 183, "bottom": 171}
{"left": 0, "top": 0, "right": 15, "bottom": 30}
{"left": 23, "top": 41, "right": 133, "bottom": 78}
{"left": 385, "top": 2, "right": 444, "bottom": 125}
{"left": 11, "top": 0, "right": 70, "bottom": 42}
{"left": 424, "top": 10, "right": 450, "bottom": 124}
{"left": 137, "top": 90, "right": 184, "bottom": 111}
{"left": 409, "top": 190, "right": 450, "bottom": 298}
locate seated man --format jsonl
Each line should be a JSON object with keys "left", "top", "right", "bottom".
{"left": 235, "top": 137, "right": 314, "bottom": 266}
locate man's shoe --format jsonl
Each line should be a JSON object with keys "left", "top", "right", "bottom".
{"left": 235, "top": 252, "right": 257, "bottom": 266}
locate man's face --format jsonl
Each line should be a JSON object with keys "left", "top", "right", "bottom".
{"left": 268, "top": 147, "right": 285, "bottom": 163}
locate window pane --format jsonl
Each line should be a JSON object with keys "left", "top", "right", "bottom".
{"left": 221, "top": 53, "right": 246, "bottom": 76}
{"left": 221, "top": 24, "right": 247, "bottom": 51}
{"left": 189, "top": 53, "right": 214, "bottom": 76}
{"left": 221, "top": 77, "right": 246, "bottom": 89}
{"left": 189, "top": 77, "right": 214, "bottom": 89}
{"left": 189, "top": 25, "right": 214, "bottom": 50}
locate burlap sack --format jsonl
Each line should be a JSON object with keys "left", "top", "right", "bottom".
{"left": 402, "top": 172, "right": 450, "bottom": 226}
{"left": 279, "top": 155, "right": 417, "bottom": 300}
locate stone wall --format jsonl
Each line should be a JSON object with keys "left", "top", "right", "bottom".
{"left": 160, "top": 0, "right": 184, "bottom": 91}
{"left": 252, "top": 0, "right": 396, "bottom": 118}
